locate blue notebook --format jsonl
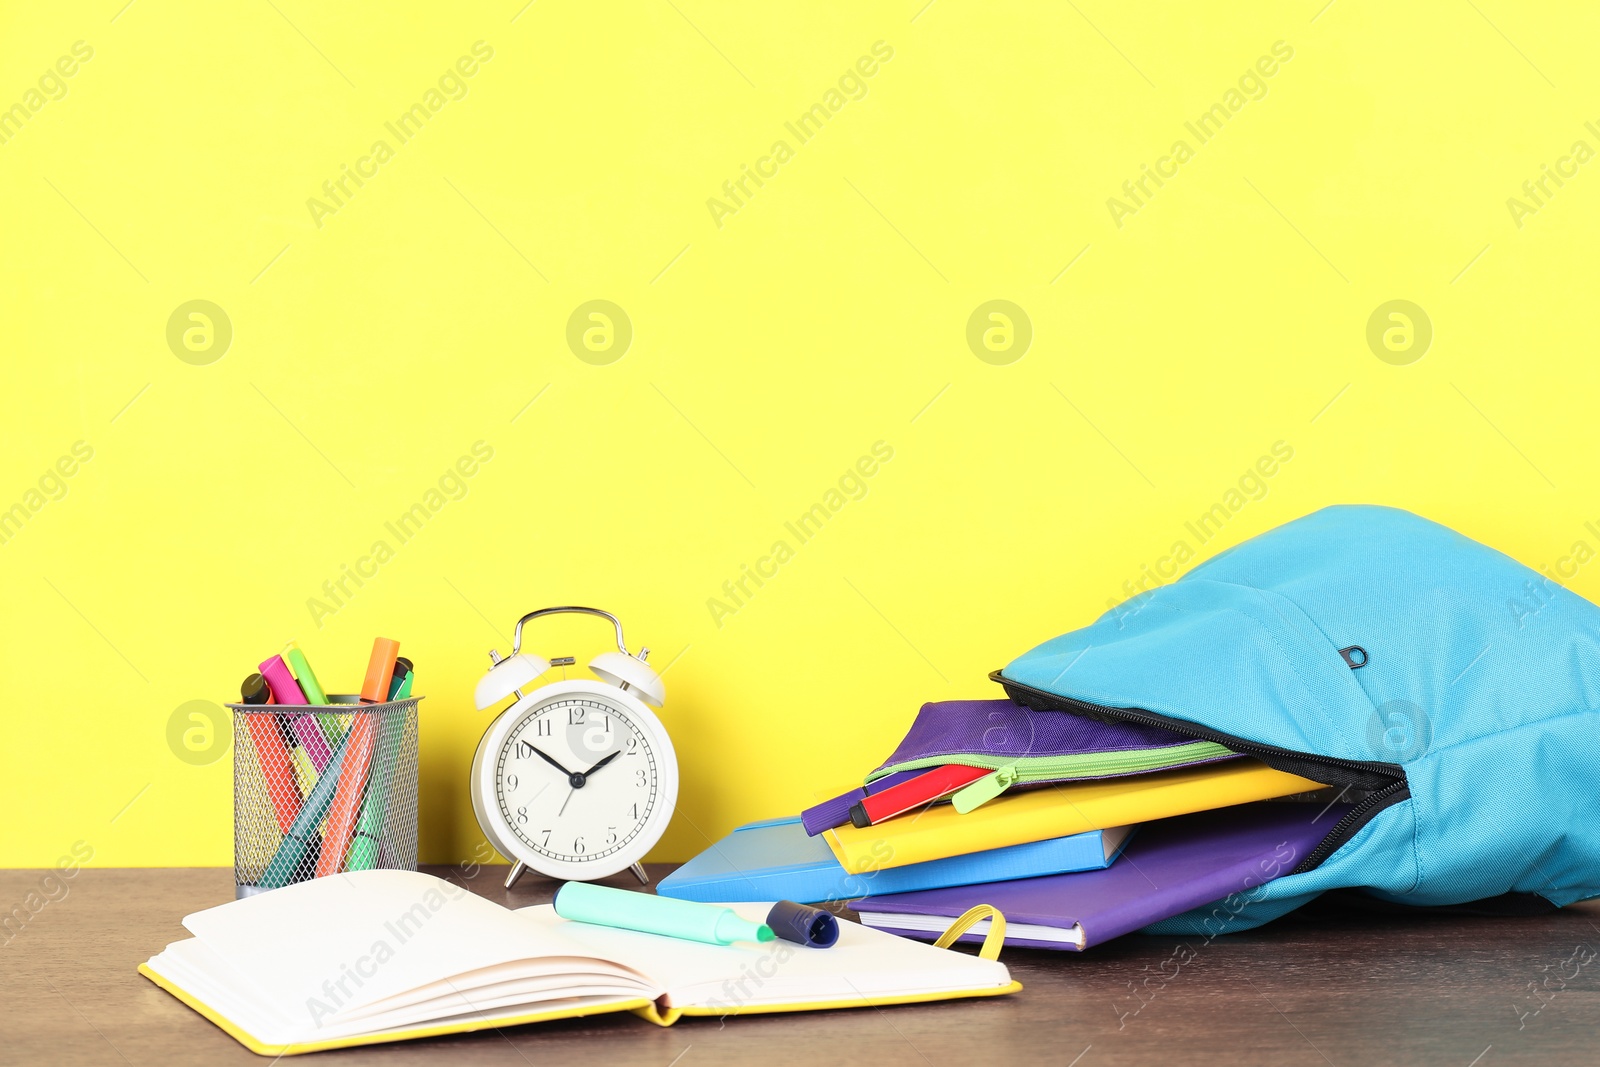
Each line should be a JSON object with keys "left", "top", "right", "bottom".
{"left": 656, "top": 815, "right": 1134, "bottom": 904}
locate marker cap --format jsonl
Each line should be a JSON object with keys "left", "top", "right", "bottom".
{"left": 361, "top": 638, "right": 401, "bottom": 704}
{"left": 388, "top": 658, "right": 415, "bottom": 701}
{"left": 284, "top": 645, "right": 328, "bottom": 705}
{"left": 766, "top": 900, "right": 840, "bottom": 948}
{"left": 240, "top": 673, "right": 271, "bottom": 705}
{"left": 259, "top": 655, "right": 308, "bottom": 705}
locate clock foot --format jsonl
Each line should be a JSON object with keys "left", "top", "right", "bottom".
{"left": 629, "top": 862, "right": 649, "bottom": 885}
{"left": 504, "top": 861, "right": 527, "bottom": 890}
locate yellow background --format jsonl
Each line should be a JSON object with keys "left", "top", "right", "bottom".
{"left": 3, "top": 1, "right": 1596, "bottom": 867}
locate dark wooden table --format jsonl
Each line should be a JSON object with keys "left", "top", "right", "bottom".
{"left": 4, "top": 864, "right": 1598, "bottom": 1065}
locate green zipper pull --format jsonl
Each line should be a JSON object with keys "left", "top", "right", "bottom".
{"left": 953, "top": 764, "right": 1018, "bottom": 813}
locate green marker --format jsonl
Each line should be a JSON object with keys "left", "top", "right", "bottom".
{"left": 344, "top": 661, "right": 414, "bottom": 872}
{"left": 284, "top": 643, "right": 340, "bottom": 745}
{"left": 554, "top": 882, "right": 775, "bottom": 946}
{"left": 343, "top": 718, "right": 400, "bottom": 871}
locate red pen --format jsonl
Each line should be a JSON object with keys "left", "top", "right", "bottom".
{"left": 849, "top": 764, "right": 992, "bottom": 827}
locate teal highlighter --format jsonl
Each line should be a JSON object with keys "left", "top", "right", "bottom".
{"left": 554, "top": 882, "right": 775, "bottom": 945}
{"left": 259, "top": 724, "right": 353, "bottom": 889}
{"left": 344, "top": 660, "right": 413, "bottom": 872}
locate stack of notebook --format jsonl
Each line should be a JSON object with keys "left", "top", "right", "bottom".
{"left": 659, "top": 699, "right": 1346, "bottom": 951}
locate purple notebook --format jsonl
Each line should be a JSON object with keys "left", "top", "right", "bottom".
{"left": 853, "top": 801, "right": 1350, "bottom": 950}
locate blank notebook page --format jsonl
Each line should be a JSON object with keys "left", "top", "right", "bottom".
{"left": 151, "top": 938, "right": 640, "bottom": 1044}
{"left": 179, "top": 870, "right": 655, "bottom": 1023}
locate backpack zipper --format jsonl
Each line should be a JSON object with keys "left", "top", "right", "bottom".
{"left": 872, "top": 739, "right": 1238, "bottom": 814}
{"left": 1292, "top": 778, "right": 1408, "bottom": 871}
{"left": 870, "top": 740, "right": 1237, "bottom": 788}
{"left": 991, "top": 670, "right": 1409, "bottom": 875}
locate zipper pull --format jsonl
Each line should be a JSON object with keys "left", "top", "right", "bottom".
{"left": 953, "top": 765, "right": 1018, "bottom": 813}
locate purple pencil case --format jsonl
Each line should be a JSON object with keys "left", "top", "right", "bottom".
{"left": 806, "top": 699, "right": 1242, "bottom": 831}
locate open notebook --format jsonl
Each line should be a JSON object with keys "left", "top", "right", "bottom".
{"left": 140, "top": 869, "right": 1019, "bottom": 1055}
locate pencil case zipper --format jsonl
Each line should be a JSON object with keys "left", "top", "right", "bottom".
{"left": 990, "top": 669, "right": 1410, "bottom": 875}
{"left": 869, "top": 740, "right": 1239, "bottom": 813}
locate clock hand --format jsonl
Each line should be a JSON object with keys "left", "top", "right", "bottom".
{"left": 544, "top": 749, "right": 618, "bottom": 823}
{"left": 580, "top": 750, "right": 622, "bottom": 778}
{"left": 553, "top": 751, "right": 620, "bottom": 819}
{"left": 528, "top": 745, "right": 576, "bottom": 778}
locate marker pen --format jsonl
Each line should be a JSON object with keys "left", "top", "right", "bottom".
{"left": 849, "top": 764, "right": 992, "bottom": 827}
{"left": 240, "top": 673, "right": 301, "bottom": 830}
{"left": 285, "top": 643, "right": 342, "bottom": 747}
{"left": 259, "top": 727, "right": 354, "bottom": 889}
{"left": 315, "top": 712, "right": 377, "bottom": 878}
{"left": 260, "top": 654, "right": 334, "bottom": 771}
{"left": 288, "top": 746, "right": 319, "bottom": 798}
{"left": 345, "top": 710, "right": 406, "bottom": 872}
{"left": 361, "top": 638, "right": 400, "bottom": 703}
{"left": 554, "top": 882, "right": 775, "bottom": 945}
{"left": 387, "top": 657, "right": 414, "bottom": 700}
{"left": 284, "top": 643, "right": 328, "bottom": 703}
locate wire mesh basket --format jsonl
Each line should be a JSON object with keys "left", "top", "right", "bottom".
{"left": 229, "top": 696, "right": 421, "bottom": 898}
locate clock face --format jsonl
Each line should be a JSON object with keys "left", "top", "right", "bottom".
{"left": 491, "top": 691, "right": 666, "bottom": 868}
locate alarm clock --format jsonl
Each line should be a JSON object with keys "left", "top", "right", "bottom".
{"left": 470, "top": 607, "right": 677, "bottom": 889}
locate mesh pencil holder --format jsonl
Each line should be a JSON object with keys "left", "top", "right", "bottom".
{"left": 228, "top": 696, "right": 421, "bottom": 899}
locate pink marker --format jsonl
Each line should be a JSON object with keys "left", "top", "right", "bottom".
{"left": 259, "top": 654, "right": 333, "bottom": 771}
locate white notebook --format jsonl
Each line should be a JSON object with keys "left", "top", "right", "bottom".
{"left": 140, "top": 869, "right": 1018, "bottom": 1055}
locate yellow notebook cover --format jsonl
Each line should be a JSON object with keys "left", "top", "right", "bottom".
{"left": 139, "top": 961, "right": 1022, "bottom": 1056}
{"left": 138, "top": 962, "right": 654, "bottom": 1057}
{"left": 826, "top": 759, "right": 1324, "bottom": 872}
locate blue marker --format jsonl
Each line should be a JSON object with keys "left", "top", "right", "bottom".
{"left": 258, "top": 725, "right": 353, "bottom": 889}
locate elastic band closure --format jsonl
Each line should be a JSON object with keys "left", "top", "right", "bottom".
{"left": 933, "top": 904, "right": 1007, "bottom": 961}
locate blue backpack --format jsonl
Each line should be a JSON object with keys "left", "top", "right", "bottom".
{"left": 997, "top": 504, "right": 1600, "bottom": 932}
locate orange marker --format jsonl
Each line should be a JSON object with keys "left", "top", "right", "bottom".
{"left": 321, "top": 637, "right": 398, "bottom": 875}
{"left": 315, "top": 714, "right": 375, "bottom": 877}
{"left": 361, "top": 638, "right": 401, "bottom": 704}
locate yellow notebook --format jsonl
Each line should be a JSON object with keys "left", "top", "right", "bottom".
{"left": 826, "top": 759, "right": 1325, "bottom": 872}
{"left": 139, "top": 869, "right": 1019, "bottom": 1055}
